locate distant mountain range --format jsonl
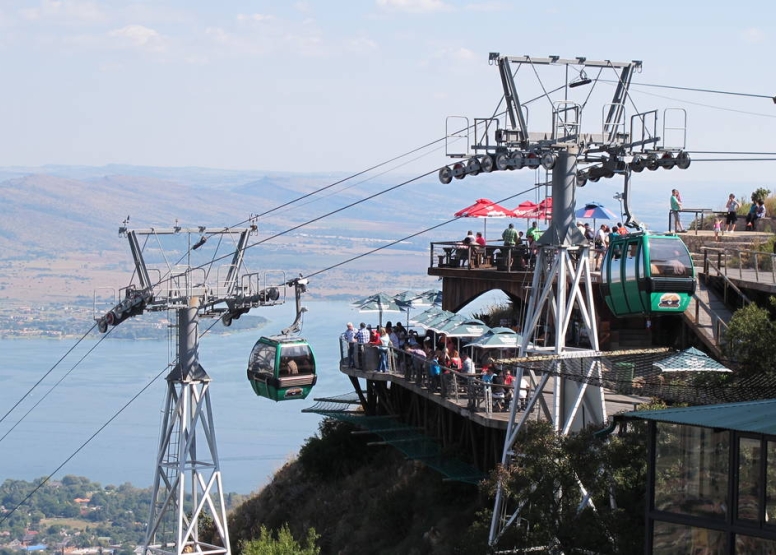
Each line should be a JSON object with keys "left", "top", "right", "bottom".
{"left": 0, "top": 164, "right": 510, "bottom": 303}
{"left": 0, "top": 163, "right": 728, "bottom": 305}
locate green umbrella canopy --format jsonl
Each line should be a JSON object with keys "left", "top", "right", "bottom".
{"left": 654, "top": 347, "right": 732, "bottom": 373}
{"left": 410, "top": 307, "right": 449, "bottom": 327}
{"left": 467, "top": 327, "right": 522, "bottom": 349}
{"left": 423, "top": 312, "right": 460, "bottom": 332}
{"left": 352, "top": 292, "right": 403, "bottom": 326}
{"left": 443, "top": 318, "right": 490, "bottom": 338}
{"left": 430, "top": 314, "right": 467, "bottom": 334}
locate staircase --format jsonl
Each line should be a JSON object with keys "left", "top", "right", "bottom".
{"left": 680, "top": 230, "right": 768, "bottom": 357}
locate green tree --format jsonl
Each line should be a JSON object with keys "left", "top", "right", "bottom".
{"left": 751, "top": 188, "right": 771, "bottom": 203}
{"left": 724, "top": 299, "right": 776, "bottom": 378}
{"left": 239, "top": 524, "right": 320, "bottom": 555}
{"left": 484, "top": 420, "right": 649, "bottom": 554}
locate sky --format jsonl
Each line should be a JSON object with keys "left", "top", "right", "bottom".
{"left": 0, "top": 0, "right": 775, "bottom": 206}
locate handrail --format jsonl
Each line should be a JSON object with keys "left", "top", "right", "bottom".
{"left": 701, "top": 247, "right": 751, "bottom": 303}
{"left": 701, "top": 245, "right": 774, "bottom": 287}
{"left": 688, "top": 284, "right": 730, "bottom": 350}
{"left": 667, "top": 208, "right": 712, "bottom": 235}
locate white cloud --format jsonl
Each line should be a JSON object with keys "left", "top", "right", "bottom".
{"left": 742, "top": 27, "right": 766, "bottom": 44}
{"left": 464, "top": 1, "right": 509, "bottom": 11}
{"left": 19, "top": 0, "right": 106, "bottom": 24}
{"left": 452, "top": 47, "right": 475, "bottom": 61}
{"left": 205, "top": 16, "right": 328, "bottom": 58}
{"left": 376, "top": 0, "right": 451, "bottom": 13}
{"left": 347, "top": 35, "right": 378, "bottom": 52}
{"left": 293, "top": 2, "right": 313, "bottom": 14}
{"left": 236, "top": 13, "right": 274, "bottom": 23}
{"left": 422, "top": 44, "right": 478, "bottom": 65}
{"left": 108, "top": 24, "right": 166, "bottom": 53}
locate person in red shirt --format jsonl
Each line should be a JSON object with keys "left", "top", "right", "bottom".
{"left": 369, "top": 325, "right": 380, "bottom": 344}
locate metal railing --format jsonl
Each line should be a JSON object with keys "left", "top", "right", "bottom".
{"left": 429, "top": 241, "right": 534, "bottom": 272}
{"left": 702, "top": 246, "right": 776, "bottom": 286}
{"left": 668, "top": 208, "right": 712, "bottom": 234}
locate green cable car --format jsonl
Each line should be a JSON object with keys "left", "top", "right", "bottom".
{"left": 600, "top": 231, "right": 696, "bottom": 317}
{"left": 247, "top": 336, "right": 317, "bottom": 401}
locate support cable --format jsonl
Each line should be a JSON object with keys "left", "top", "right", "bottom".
{"left": 0, "top": 363, "right": 169, "bottom": 526}
{"left": 599, "top": 81, "right": 776, "bottom": 119}
{"left": 0, "top": 327, "right": 115, "bottom": 445}
{"left": 0, "top": 316, "right": 223, "bottom": 524}
{"left": 0, "top": 322, "right": 98, "bottom": 427}
{"left": 607, "top": 80, "right": 774, "bottom": 101}
{"left": 306, "top": 184, "right": 542, "bottom": 280}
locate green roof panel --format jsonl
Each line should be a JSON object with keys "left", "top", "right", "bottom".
{"left": 623, "top": 399, "right": 776, "bottom": 435}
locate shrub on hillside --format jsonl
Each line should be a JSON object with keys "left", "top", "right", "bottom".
{"left": 240, "top": 524, "right": 320, "bottom": 555}
{"left": 297, "top": 418, "right": 375, "bottom": 481}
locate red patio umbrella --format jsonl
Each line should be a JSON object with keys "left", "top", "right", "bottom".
{"left": 513, "top": 200, "right": 539, "bottom": 218}
{"left": 523, "top": 197, "right": 552, "bottom": 222}
{"left": 454, "top": 198, "right": 517, "bottom": 240}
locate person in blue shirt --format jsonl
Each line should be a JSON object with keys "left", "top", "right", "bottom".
{"left": 344, "top": 322, "right": 357, "bottom": 368}
{"left": 355, "top": 322, "right": 370, "bottom": 369}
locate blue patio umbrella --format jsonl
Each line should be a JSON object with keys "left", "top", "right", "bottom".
{"left": 575, "top": 202, "right": 619, "bottom": 230}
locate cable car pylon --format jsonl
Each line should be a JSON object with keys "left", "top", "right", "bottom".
{"left": 95, "top": 223, "right": 294, "bottom": 555}
{"left": 146, "top": 297, "right": 229, "bottom": 555}
{"left": 437, "top": 53, "right": 693, "bottom": 549}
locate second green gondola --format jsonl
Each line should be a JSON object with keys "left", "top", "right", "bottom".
{"left": 600, "top": 231, "right": 696, "bottom": 317}
{"left": 246, "top": 336, "right": 317, "bottom": 401}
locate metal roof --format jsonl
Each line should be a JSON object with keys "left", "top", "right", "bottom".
{"left": 653, "top": 347, "right": 731, "bottom": 373}
{"left": 623, "top": 399, "right": 776, "bottom": 435}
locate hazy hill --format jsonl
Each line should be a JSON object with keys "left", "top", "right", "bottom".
{"left": 0, "top": 165, "right": 511, "bottom": 303}
{"left": 2, "top": 161, "right": 719, "bottom": 305}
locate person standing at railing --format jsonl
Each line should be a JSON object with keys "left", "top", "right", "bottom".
{"left": 725, "top": 193, "right": 740, "bottom": 233}
{"left": 344, "top": 322, "right": 357, "bottom": 368}
{"left": 377, "top": 328, "right": 391, "bottom": 372}
{"left": 355, "top": 322, "right": 370, "bottom": 369}
{"left": 670, "top": 189, "right": 685, "bottom": 232}
{"left": 502, "top": 223, "right": 518, "bottom": 246}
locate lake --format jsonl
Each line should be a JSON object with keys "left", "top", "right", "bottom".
{"left": 0, "top": 300, "right": 362, "bottom": 494}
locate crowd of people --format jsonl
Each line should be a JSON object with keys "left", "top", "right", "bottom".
{"left": 342, "top": 321, "right": 532, "bottom": 414}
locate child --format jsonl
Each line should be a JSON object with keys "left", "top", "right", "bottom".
{"left": 714, "top": 218, "right": 722, "bottom": 242}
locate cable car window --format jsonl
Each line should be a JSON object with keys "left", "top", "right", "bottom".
{"left": 249, "top": 343, "right": 276, "bottom": 376}
{"left": 648, "top": 238, "right": 691, "bottom": 276}
{"left": 609, "top": 252, "right": 622, "bottom": 286}
{"left": 281, "top": 344, "right": 314, "bottom": 375}
{"left": 624, "top": 241, "right": 639, "bottom": 282}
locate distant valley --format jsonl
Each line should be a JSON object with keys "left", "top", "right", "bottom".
{"left": 0, "top": 163, "right": 720, "bottom": 317}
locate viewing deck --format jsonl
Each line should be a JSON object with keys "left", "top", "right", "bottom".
{"left": 333, "top": 340, "right": 655, "bottom": 471}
